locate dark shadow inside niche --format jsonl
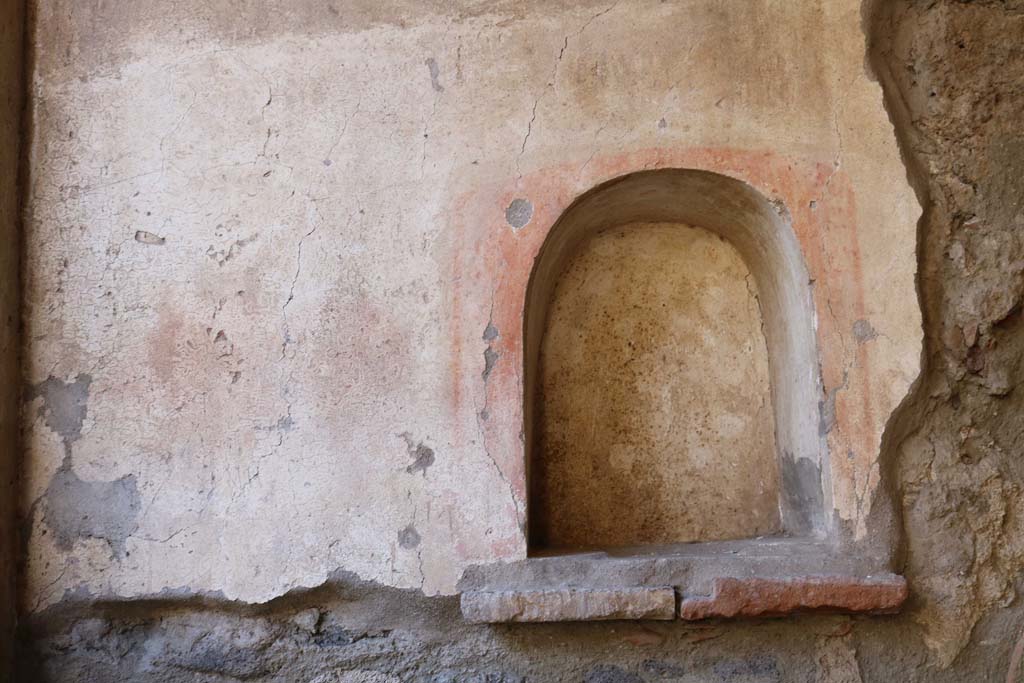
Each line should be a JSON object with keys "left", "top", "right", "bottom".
{"left": 524, "top": 169, "right": 829, "bottom": 555}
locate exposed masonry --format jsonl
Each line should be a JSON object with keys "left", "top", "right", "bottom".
{"left": 9, "top": 569, "right": 1002, "bottom": 682}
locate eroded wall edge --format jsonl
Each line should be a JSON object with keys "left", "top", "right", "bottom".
{"left": 0, "top": 0, "right": 26, "bottom": 679}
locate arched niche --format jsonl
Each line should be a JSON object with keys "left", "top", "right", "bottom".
{"left": 523, "top": 169, "right": 829, "bottom": 554}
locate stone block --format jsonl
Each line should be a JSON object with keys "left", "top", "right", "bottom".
{"left": 678, "top": 575, "right": 908, "bottom": 620}
{"left": 461, "top": 587, "right": 675, "bottom": 623}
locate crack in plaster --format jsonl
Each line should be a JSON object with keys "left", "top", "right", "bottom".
{"left": 280, "top": 224, "right": 317, "bottom": 359}
{"left": 516, "top": 1, "right": 620, "bottom": 183}
{"left": 476, "top": 291, "right": 524, "bottom": 531}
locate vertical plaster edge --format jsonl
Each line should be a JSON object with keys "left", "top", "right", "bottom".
{"left": 856, "top": 0, "right": 935, "bottom": 572}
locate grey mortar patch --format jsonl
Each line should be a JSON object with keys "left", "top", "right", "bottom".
{"left": 397, "top": 525, "right": 421, "bottom": 549}
{"left": 30, "top": 374, "right": 93, "bottom": 450}
{"left": 505, "top": 198, "right": 533, "bottom": 230}
{"left": 853, "top": 318, "right": 878, "bottom": 343}
{"left": 779, "top": 455, "right": 823, "bottom": 534}
{"left": 425, "top": 57, "right": 444, "bottom": 92}
{"left": 401, "top": 433, "right": 435, "bottom": 476}
{"left": 30, "top": 374, "right": 139, "bottom": 559}
{"left": 42, "top": 462, "right": 141, "bottom": 560}
{"left": 818, "top": 397, "right": 834, "bottom": 437}
{"left": 818, "top": 370, "right": 848, "bottom": 436}
{"left": 483, "top": 346, "right": 499, "bottom": 381}
{"left": 483, "top": 321, "right": 500, "bottom": 382}
{"left": 275, "top": 414, "right": 294, "bottom": 432}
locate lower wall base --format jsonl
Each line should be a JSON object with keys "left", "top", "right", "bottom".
{"left": 14, "top": 572, "right": 1021, "bottom": 683}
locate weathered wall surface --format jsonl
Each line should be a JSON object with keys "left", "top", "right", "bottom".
{"left": 20, "top": 0, "right": 918, "bottom": 610}
{"left": 16, "top": 0, "right": 1024, "bottom": 681}
{"left": 0, "top": 0, "right": 23, "bottom": 679}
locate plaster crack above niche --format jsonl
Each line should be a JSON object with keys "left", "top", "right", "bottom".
{"left": 515, "top": 99, "right": 539, "bottom": 182}
{"left": 515, "top": 1, "right": 621, "bottom": 183}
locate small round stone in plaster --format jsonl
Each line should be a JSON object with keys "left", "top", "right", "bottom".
{"left": 505, "top": 198, "right": 533, "bottom": 230}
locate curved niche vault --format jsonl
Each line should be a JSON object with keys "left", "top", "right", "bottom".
{"left": 524, "top": 169, "right": 828, "bottom": 554}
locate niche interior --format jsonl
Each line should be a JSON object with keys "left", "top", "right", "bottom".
{"left": 523, "top": 169, "right": 829, "bottom": 555}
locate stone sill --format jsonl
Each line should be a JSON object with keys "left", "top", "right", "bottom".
{"left": 458, "top": 539, "right": 907, "bottom": 623}
{"left": 461, "top": 575, "right": 907, "bottom": 624}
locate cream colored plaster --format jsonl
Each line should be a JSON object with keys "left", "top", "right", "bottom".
{"left": 24, "top": 0, "right": 919, "bottom": 608}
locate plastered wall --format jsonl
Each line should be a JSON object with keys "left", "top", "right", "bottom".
{"left": 21, "top": 0, "right": 1024, "bottom": 681}
{"left": 20, "top": 0, "right": 918, "bottom": 611}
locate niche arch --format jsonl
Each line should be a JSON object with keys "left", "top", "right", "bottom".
{"left": 523, "top": 168, "right": 830, "bottom": 554}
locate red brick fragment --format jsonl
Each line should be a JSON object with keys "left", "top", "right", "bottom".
{"left": 678, "top": 574, "right": 907, "bottom": 620}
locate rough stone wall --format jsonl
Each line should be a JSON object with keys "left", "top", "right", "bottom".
{"left": 869, "top": 0, "right": 1024, "bottom": 669}
{"left": 16, "top": 1, "right": 1024, "bottom": 682}
{"left": 0, "top": 1, "right": 24, "bottom": 680}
